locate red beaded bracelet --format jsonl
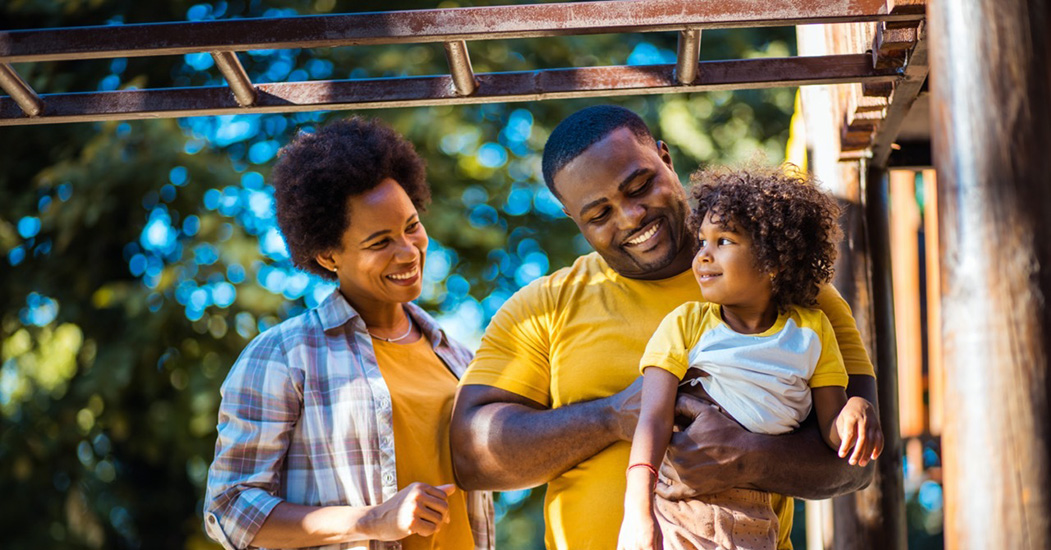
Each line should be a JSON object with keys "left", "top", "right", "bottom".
{"left": 626, "top": 462, "right": 659, "bottom": 478}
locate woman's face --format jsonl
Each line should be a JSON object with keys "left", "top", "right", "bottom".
{"left": 318, "top": 178, "right": 428, "bottom": 309}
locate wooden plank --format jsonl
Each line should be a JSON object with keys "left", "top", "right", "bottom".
{"left": 0, "top": 0, "right": 921, "bottom": 63}
{"left": 889, "top": 169, "right": 925, "bottom": 437}
{"left": 870, "top": 20, "right": 928, "bottom": 166}
{"left": 921, "top": 169, "right": 942, "bottom": 436}
{"left": 0, "top": 54, "right": 899, "bottom": 126}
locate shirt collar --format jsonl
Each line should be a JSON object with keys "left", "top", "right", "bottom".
{"left": 316, "top": 288, "right": 448, "bottom": 348}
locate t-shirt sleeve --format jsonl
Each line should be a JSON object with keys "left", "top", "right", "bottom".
{"left": 638, "top": 303, "right": 704, "bottom": 380}
{"left": 815, "top": 284, "right": 876, "bottom": 378}
{"left": 808, "top": 311, "right": 850, "bottom": 389}
{"left": 459, "top": 279, "right": 554, "bottom": 407}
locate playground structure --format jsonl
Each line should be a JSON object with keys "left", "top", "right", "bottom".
{"left": 2, "top": 1, "right": 1048, "bottom": 548}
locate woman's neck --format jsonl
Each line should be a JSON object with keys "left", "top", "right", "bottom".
{"left": 720, "top": 302, "right": 778, "bottom": 334}
{"left": 339, "top": 288, "right": 407, "bottom": 330}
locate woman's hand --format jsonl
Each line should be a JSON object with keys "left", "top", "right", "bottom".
{"left": 364, "top": 482, "right": 456, "bottom": 541}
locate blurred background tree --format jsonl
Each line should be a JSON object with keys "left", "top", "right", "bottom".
{"left": 2, "top": 1, "right": 930, "bottom": 549}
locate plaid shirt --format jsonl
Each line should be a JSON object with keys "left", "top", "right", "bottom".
{"left": 204, "top": 289, "right": 494, "bottom": 550}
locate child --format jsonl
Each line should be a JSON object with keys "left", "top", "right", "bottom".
{"left": 617, "top": 166, "right": 884, "bottom": 550}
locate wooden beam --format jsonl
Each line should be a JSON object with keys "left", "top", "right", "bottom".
{"left": 0, "top": 63, "right": 44, "bottom": 116}
{"left": 921, "top": 169, "right": 942, "bottom": 436}
{"left": 929, "top": 0, "right": 1051, "bottom": 547}
{"left": 210, "top": 51, "right": 257, "bottom": 107}
{"left": 870, "top": 20, "right": 928, "bottom": 167}
{"left": 0, "top": 1, "right": 921, "bottom": 64}
{"left": 0, "top": 54, "right": 898, "bottom": 126}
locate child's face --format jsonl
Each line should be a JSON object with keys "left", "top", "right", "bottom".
{"left": 692, "top": 213, "right": 773, "bottom": 310}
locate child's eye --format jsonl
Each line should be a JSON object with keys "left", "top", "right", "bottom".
{"left": 718, "top": 238, "right": 733, "bottom": 245}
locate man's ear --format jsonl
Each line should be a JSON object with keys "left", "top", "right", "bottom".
{"left": 656, "top": 139, "right": 675, "bottom": 171}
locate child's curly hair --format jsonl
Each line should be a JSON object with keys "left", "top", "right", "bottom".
{"left": 688, "top": 165, "right": 842, "bottom": 312}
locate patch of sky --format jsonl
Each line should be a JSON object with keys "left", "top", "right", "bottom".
{"left": 481, "top": 289, "right": 511, "bottom": 319}
{"left": 98, "top": 75, "right": 121, "bottom": 92}
{"left": 287, "top": 69, "right": 309, "bottom": 82}
{"left": 444, "top": 274, "right": 470, "bottom": 298}
{"left": 502, "top": 185, "right": 533, "bottom": 216}
{"left": 424, "top": 243, "right": 456, "bottom": 282}
{"left": 461, "top": 186, "right": 488, "bottom": 207}
{"left": 257, "top": 265, "right": 288, "bottom": 294}
{"left": 77, "top": 441, "right": 94, "bottom": 466}
{"left": 515, "top": 252, "right": 549, "bottom": 287}
{"left": 212, "top": 115, "right": 260, "bottom": 147}
{"left": 182, "top": 215, "right": 200, "bottom": 237}
{"left": 308, "top": 281, "right": 338, "bottom": 308}
{"left": 266, "top": 59, "right": 294, "bottom": 82}
{"left": 487, "top": 249, "right": 513, "bottom": 277}
{"left": 186, "top": 3, "right": 211, "bottom": 21}
{"left": 184, "top": 139, "right": 206, "bottom": 155}
{"left": 263, "top": 7, "right": 299, "bottom": 18}
{"left": 144, "top": 255, "right": 164, "bottom": 278}
{"left": 503, "top": 109, "right": 533, "bottom": 143}
{"left": 260, "top": 228, "right": 289, "bottom": 260}
{"left": 110, "top": 58, "right": 127, "bottom": 74}
{"left": 160, "top": 184, "right": 177, "bottom": 203}
{"left": 282, "top": 273, "right": 310, "bottom": 300}
{"left": 141, "top": 208, "right": 179, "bottom": 256}
{"left": 184, "top": 52, "right": 215, "bottom": 71}
{"left": 38, "top": 196, "right": 52, "bottom": 213}
{"left": 248, "top": 140, "right": 279, "bottom": 164}
{"left": 241, "top": 171, "right": 265, "bottom": 190}
{"left": 212, "top": 282, "right": 237, "bottom": 308}
{"left": 18, "top": 216, "right": 41, "bottom": 239}
{"left": 262, "top": 116, "right": 288, "bottom": 138}
{"left": 507, "top": 160, "right": 535, "bottom": 183}
{"left": 306, "top": 59, "right": 333, "bottom": 79}
{"left": 142, "top": 191, "right": 159, "bottom": 210}
{"left": 468, "top": 204, "right": 500, "bottom": 228}
{"left": 627, "top": 42, "right": 677, "bottom": 66}
{"left": 533, "top": 186, "right": 565, "bottom": 218}
{"left": 217, "top": 186, "right": 242, "bottom": 216}
{"left": 129, "top": 254, "right": 148, "bottom": 277}
{"left": 476, "top": 143, "right": 508, "bottom": 168}
{"left": 349, "top": 67, "right": 368, "bottom": 79}
{"left": 57, "top": 183, "right": 73, "bottom": 201}
{"left": 194, "top": 244, "right": 220, "bottom": 266}
{"left": 435, "top": 299, "right": 484, "bottom": 349}
{"left": 175, "top": 280, "right": 197, "bottom": 306}
{"left": 440, "top": 128, "right": 480, "bottom": 156}
{"left": 917, "top": 481, "right": 943, "bottom": 511}
{"left": 169, "top": 166, "right": 188, "bottom": 187}
{"left": 20, "top": 293, "right": 59, "bottom": 327}
{"left": 246, "top": 189, "right": 273, "bottom": 219}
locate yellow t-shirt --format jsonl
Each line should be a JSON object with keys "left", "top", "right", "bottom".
{"left": 373, "top": 336, "right": 474, "bottom": 550}
{"left": 641, "top": 302, "right": 848, "bottom": 435}
{"left": 461, "top": 252, "right": 874, "bottom": 550}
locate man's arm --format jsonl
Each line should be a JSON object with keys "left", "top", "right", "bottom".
{"left": 450, "top": 377, "right": 643, "bottom": 491}
{"left": 657, "top": 374, "right": 878, "bottom": 500}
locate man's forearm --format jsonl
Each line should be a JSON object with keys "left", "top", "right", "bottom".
{"left": 450, "top": 384, "right": 627, "bottom": 491}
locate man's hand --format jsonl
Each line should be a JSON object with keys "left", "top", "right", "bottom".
{"left": 608, "top": 375, "right": 644, "bottom": 441}
{"left": 656, "top": 394, "right": 753, "bottom": 500}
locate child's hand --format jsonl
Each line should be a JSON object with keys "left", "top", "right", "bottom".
{"left": 617, "top": 505, "right": 662, "bottom": 550}
{"left": 835, "top": 396, "right": 884, "bottom": 466}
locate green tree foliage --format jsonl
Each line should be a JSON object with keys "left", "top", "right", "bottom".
{"left": 0, "top": 1, "right": 796, "bottom": 549}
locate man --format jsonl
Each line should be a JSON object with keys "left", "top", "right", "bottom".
{"left": 450, "top": 105, "right": 878, "bottom": 549}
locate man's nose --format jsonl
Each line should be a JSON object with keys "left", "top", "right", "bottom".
{"left": 615, "top": 202, "right": 646, "bottom": 231}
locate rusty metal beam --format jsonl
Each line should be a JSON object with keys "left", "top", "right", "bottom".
{"left": 0, "top": 63, "right": 44, "bottom": 116}
{"left": 870, "top": 20, "right": 928, "bottom": 167}
{"left": 210, "top": 51, "right": 257, "bottom": 107}
{"left": 0, "top": 54, "right": 898, "bottom": 126}
{"left": 674, "top": 29, "right": 702, "bottom": 85}
{"left": 443, "top": 41, "right": 477, "bottom": 97}
{"left": 0, "top": 1, "right": 923, "bottom": 64}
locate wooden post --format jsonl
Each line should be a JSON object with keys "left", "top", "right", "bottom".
{"left": 928, "top": 0, "right": 1051, "bottom": 548}
{"left": 921, "top": 169, "right": 942, "bottom": 436}
{"left": 828, "top": 163, "right": 907, "bottom": 550}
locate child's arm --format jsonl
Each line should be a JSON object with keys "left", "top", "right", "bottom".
{"left": 811, "top": 387, "right": 884, "bottom": 467}
{"left": 618, "top": 366, "right": 680, "bottom": 550}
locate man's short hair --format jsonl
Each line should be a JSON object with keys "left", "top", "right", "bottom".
{"left": 541, "top": 105, "right": 656, "bottom": 198}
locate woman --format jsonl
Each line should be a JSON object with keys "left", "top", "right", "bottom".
{"left": 204, "top": 118, "right": 493, "bottom": 550}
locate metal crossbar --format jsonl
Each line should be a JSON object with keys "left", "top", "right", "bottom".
{"left": 0, "top": 0, "right": 926, "bottom": 139}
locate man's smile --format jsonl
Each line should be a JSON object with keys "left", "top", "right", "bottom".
{"left": 623, "top": 219, "right": 662, "bottom": 247}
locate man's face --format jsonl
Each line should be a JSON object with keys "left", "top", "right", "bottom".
{"left": 553, "top": 127, "right": 694, "bottom": 280}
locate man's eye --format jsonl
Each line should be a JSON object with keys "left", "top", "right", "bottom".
{"left": 629, "top": 178, "right": 653, "bottom": 196}
{"left": 590, "top": 209, "right": 610, "bottom": 223}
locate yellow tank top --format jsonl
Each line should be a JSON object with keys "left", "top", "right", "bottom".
{"left": 372, "top": 335, "right": 473, "bottom": 550}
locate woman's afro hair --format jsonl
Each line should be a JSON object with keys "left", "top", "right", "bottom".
{"left": 270, "top": 117, "right": 429, "bottom": 280}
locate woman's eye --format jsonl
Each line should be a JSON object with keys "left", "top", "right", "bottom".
{"left": 369, "top": 239, "right": 389, "bottom": 249}
{"left": 407, "top": 221, "right": 420, "bottom": 232}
